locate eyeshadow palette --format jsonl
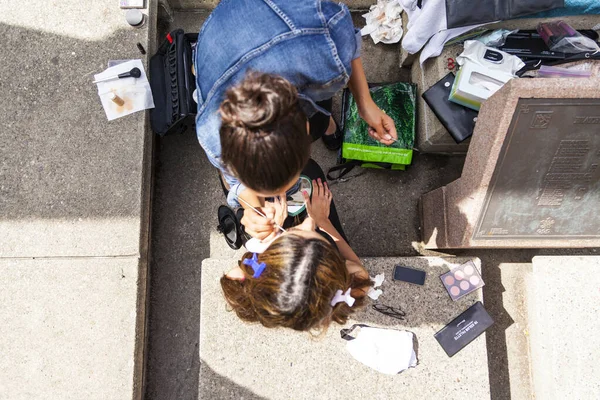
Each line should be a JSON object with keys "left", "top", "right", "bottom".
{"left": 440, "top": 260, "right": 484, "bottom": 301}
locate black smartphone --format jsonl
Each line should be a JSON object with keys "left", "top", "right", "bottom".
{"left": 393, "top": 265, "right": 426, "bottom": 285}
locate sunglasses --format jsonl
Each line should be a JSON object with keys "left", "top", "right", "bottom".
{"left": 372, "top": 304, "right": 406, "bottom": 320}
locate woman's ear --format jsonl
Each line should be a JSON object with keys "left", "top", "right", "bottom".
{"left": 306, "top": 120, "right": 310, "bottom": 135}
{"left": 225, "top": 266, "right": 245, "bottom": 281}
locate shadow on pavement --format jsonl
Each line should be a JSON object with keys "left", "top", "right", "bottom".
{"left": 199, "top": 360, "right": 266, "bottom": 400}
{"left": 145, "top": 131, "right": 223, "bottom": 400}
{"left": 453, "top": 248, "right": 598, "bottom": 400}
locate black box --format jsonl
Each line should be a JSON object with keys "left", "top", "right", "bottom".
{"left": 434, "top": 301, "right": 494, "bottom": 357}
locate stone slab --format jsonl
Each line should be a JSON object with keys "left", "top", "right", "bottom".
{"left": 410, "top": 45, "right": 471, "bottom": 154}
{"left": 168, "top": 0, "right": 376, "bottom": 11}
{"left": 0, "top": 0, "right": 155, "bottom": 258}
{"left": 421, "top": 78, "right": 600, "bottom": 248}
{"left": 474, "top": 99, "right": 600, "bottom": 240}
{"left": 496, "top": 261, "right": 535, "bottom": 400}
{"left": 399, "top": 10, "right": 416, "bottom": 67}
{"left": 200, "top": 257, "right": 490, "bottom": 399}
{"left": 166, "top": 0, "right": 219, "bottom": 9}
{"left": 0, "top": 257, "right": 143, "bottom": 400}
{"left": 528, "top": 256, "right": 600, "bottom": 400}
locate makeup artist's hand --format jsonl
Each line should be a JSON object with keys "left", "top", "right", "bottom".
{"left": 241, "top": 206, "right": 277, "bottom": 241}
{"left": 359, "top": 100, "right": 397, "bottom": 146}
{"left": 261, "top": 195, "right": 287, "bottom": 243}
{"left": 302, "top": 178, "right": 332, "bottom": 227}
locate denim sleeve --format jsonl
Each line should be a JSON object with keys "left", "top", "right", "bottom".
{"left": 326, "top": 4, "right": 361, "bottom": 66}
{"left": 222, "top": 171, "right": 245, "bottom": 208}
{"left": 354, "top": 29, "right": 362, "bottom": 60}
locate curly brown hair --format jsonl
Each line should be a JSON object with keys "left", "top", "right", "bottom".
{"left": 219, "top": 72, "right": 311, "bottom": 193}
{"left": 220, "top": 234, "right": 371, "bottom": 333}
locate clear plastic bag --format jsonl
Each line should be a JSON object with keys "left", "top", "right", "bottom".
{"left": 476, "top": 29, "right": 518, "bottom": 48}
{"left": 537, "top": 21, "right": 600, "bottom": 54}
{"left": 538, "top": 65, "right": 592, "bottom": 78}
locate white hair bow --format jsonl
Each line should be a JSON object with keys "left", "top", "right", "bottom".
{"left": 331, "top": 288, "right": 355, "bottom": 307}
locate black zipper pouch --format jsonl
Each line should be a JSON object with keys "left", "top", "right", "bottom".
{"left": 446, "top": 0, "right": 564, "bottom": 29}
{"left": 422, "top": 73, "right": 478, "bottom": 144}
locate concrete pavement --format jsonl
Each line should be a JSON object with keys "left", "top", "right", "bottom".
{"left": 0, "top": 1, "right": 156, "bottom": 398}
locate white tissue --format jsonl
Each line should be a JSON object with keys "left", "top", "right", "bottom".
{"left": 367, "top": 288, "right": 383, "bottom": 300}
{"left": 368, "top": 273, "right": 385, "bottom": 300}
{"left": 94, "top": 59, "right": 154, "bottom": 121}
{"left": 371, "top": 273, "right": 385, "bottom": 288}
{"left": 361, "top": 0, "right": 404, "bottom": 44}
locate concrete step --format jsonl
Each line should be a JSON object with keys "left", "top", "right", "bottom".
{"left": 527, "top": 256, "right": 600, "bottom": 400}
{"left": 166, "top": 0, "right": 376, "bottom": 11}
{"left": 200, "top": 256, "right": 491, "bottom": 399}
{"left": 491, "top": 261, "right": 535, "bottom": 400}
{"left": 0, "top": 257, "right": 144, "bottom": 400}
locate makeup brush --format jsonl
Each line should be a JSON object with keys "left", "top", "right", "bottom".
{"left": 93, "top": 67, "right": 142, "bottom": 84}
{"left": 237, "top": 196, "right": 287, "bottom": 233}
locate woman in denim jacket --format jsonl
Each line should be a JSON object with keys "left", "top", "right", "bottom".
{"left": 195, "top": 0, "right": 397, "bottom": 240}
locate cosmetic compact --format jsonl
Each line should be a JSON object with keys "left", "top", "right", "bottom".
{"left": 440, "top": 260, "right": 484, "bottom": 301}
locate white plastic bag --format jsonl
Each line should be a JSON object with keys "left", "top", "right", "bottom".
{"left": 342, "top": 324, "right": 417, "bottom": 375}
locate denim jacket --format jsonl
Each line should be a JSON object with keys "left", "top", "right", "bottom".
{"left": 194, "top": 0, "right": 361, "bottom": 207}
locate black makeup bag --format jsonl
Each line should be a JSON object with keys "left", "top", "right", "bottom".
{"left": 446, "top": 0, "right": 564, "bottom": 29}
{"left": 149, "top": 29, "right": 198, "bottom": 136}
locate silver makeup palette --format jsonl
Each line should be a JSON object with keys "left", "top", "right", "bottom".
{"left": 440, "top": 261, "right": 484, "bottom": 301}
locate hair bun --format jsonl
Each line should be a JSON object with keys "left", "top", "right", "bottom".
{"left": 220, "top": 72, "right": 299, "bottom": 130}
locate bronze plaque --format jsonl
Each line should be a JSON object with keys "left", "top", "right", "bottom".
{"left": 475, "top": 98, "right": 600, "bottom": 240}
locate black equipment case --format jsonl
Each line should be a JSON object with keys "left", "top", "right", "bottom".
{"left": 149, "top": 29, "right": 198, "bottom": 136}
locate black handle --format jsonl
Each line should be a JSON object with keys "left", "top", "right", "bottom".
{"left": 118, "top": 67, "right": 142, "bottom": 79}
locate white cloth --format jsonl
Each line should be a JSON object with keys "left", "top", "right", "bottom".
{"left": 346, "top": 326, "right": 417, "bottom": 375}
{"left": 399, "top": 0, "right": 421, "bottom": 31}
{"left": 94, "top": 59, "right": 154, "bottom": 121}
{"left": 367, "top": 273, "right": 385, "bottom": 300}
{"left": 400, "top": 0, "right": 485, "bottom": 64}
{"left": 419, "top": 24, "right": 486, "bottom": 64}
{"left": 400, "top": 0, "right": 446, "bottom": 55}
{"left": 245, "top": 237, "right": 274, "bottom": 254}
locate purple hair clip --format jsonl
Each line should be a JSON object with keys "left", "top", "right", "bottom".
{"left": 243, "top": 253, "right": 266, "bottom": 278}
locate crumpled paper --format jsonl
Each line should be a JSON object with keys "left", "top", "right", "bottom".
{"left": 360, "top": 0, "right": 404, "bottom": 44}
{"left": 94, "top": 59, "right": 154, "bottom": 121}
{"left": 368, "top": 273, "right": 385, "bottom": 300}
